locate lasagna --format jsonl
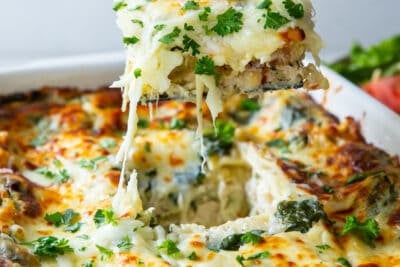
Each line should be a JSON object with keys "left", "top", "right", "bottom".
{"left": 111, "top": 0, "right": 329, "bottom": 163}
{"left": 0, "top": 88, "right": 399, "bottom": 266}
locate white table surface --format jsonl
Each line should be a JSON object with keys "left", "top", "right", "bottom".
{"left": 0, "top": 0, "right": 399, "bottom": 68}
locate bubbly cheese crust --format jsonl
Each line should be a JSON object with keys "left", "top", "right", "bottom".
{"left": 0, "top": 88, "right": 400, "bottom": 266}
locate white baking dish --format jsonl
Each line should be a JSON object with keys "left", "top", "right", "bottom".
{"left": 0, "top": 52, "right": 399, "bottom": 155}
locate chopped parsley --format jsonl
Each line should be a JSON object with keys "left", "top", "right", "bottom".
{"left": 182, "top": 1, "right": 199, "bottom": 11}
{"left": 93, "top": 209, "right": 118, "bottom": 227}
{"left": 337, "top": 257, "right": 352, "bottom": 267}
{"left": 123, "top": 36, "right": 140, "bottom": 45}
{"left": 117, "top": 236, "right": 134, "bottom": 252}
{"left": 257, "top": 0, "right": 272, "bottom": 9}
{"left": 96, "top": 245, "right": 114, "bottom": 261}
{"left": 341, "top": 215, "right": 380, "bottom": 246}
{"left": 187, "top": 251, "right": 199, "bottom": 260}
{"left": 100, "top": 138, "right": 117, "bottom": 150}
{"left": 194, "top": 56, "right": 215, "bottom": 75}
{"left": 184, "top": 23, "right": 195, "bottom": 31}
{"left": 322, "top": 185, "right": 334, "bottom": 194}
{"left": 134, "top": 68, "right": 142, "bottom": 78}
{"left": 77, "top": 156, "right": 107, "bottom": 171}
{"left": 169, "top": 118, "right": 186, "bottom": 130}
{"left": 183, "top": 35, "right": 200, "bottom": 56}
{"left": 204, "top": 120, "right": 235, "bottom": 155}
{"left": 137, "top": 118, "right": 149, "bottom": 128}
{"left": 35, "top": 167, "right": 70, "bottom": 183}
{"left": 157, "top": 239, "right": 181, "bottom": 258}
{"left": 45, "top": 209, "right": 80, "bottom": 232}
{"left": 240, "top": 99, "right": 261, "bottom": 111}
{"left": 283, "top": 0, "right": 304, "bottom": 19}
{"left": 83, "top": 260, "right": 94, "bottom": 267}
{"left": 131, "top": 19, "right": 144, "bottom": 27}
{"left": 23, "top": 236, "right": 73, "bottom": 258}
{"left": 275, "top": 199, "right": 327, "bottom": 233}
{"left": 263, "top": 11, "right": 290, "bottom": 30}
{"left": 198, "top": 6, "right": 211, "bottom": 21}
{"left": 159, "top": 27, "right": 181, "bottom": 44}
{"left": 266, "top": 138, "right": 290, "bottom": 153}
{"left": 154, "top": 24, "right": 166, "bottom": 31}
{"left": 113, "top": 1, "right": 127, "bottom": 11}
{"left": 212, "top": 8, "right": 243, "bottom": 36}
{"left": 236, "top": 251, "right": 270, "bottom": 266}
{"left": 315, "top": 244, "right": 331, "bottom": 253}
{"left": 218, "top": 230, "right": 264, "bottom": 251}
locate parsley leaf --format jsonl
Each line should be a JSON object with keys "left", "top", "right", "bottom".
{"left": 134, "top": 68, "right": 142, "bottom": 78}
{"left": 137, "top": 118, "right": 149, "bottom": 128}
{"left": 64, "top": 222, "right": 82, "bottom": 233}
{"left": 212, "top": 8, "right": 243, "bottom": 36}
{"left": 77, "top": 156, "right": 107, "bottom": 171}
{"left": 93, "top": 209, "right": 118, "bottom": 227}
{"left": 341, "top": 215, "right": 379, "bottom": 246}
{"left": 218, "top": 230, "right": 264, "bottom": 251}
{"left": 195, "top": 56, "right": 215, "bottom": 75}
{"left": 182, "top": 1, "right": 199, "bottom": 11}
{"left": 157, "top": 239, "right": 181, "bottom": 258}
{"left": 123, "top": 36, "right": 140, "bottom": 45}
{"left": 240, "top": 99, "right": 261, "bottom": 111}
{"left": 315, "top": 244, "right": 331, "bottom": 253}
{"left": 337, "top": 257, "right": 352, "bottom": 267}
{"left": 154, "top": 24, "right": 166, "bottom": 31}
{"left": 100, "top": 138, "right": 117, "bottom": 150}
{"left": 169, "top": 118, "right": 187, "bottom": 130}
{"left": 247, "top": 251, "right": 270, "bottom": 260}
{"left": 183, "top": 35, "right": 200, "bottom": 56}
{"left": 96, "top": 245, "right": 114, "bottom": 261}
{"left": 204, "top": 120, "right": 235, "bottom": 155}
{"left": 184, "top": 23, "right": 195, "bottom": 31}
{"left": 283, "top": 0, "right": 304, "bottom": 19}
{"left": 113, "top": 1, "right": 127, "bottom": 11}
{"left": 117, "top": 236, "right": 133, "bottom": 252}
{"left": 159, "top": 27, "right": 181, "bottom": 44}
{"left": 198, "top": 6, "right": 211, "bottom": 21}
{"left": 187, "top": 251, "right": 199, "bottom": 260}
{"left": 35, "top": 167, "right": 70, "bottom": 183}
{"left": 23, "top": 236, "right": 73, "bottom": 258}
{"left": 263, "top": 11, "right": 290, "bottom": 30}
{"left": 257, "top": 0, "right": 272, "bottom": 9}
{"left": 45, "top": 209, "right": 81, "bottom": 232}
{"left": 240, "top": 231, "right": 263, "bottom": 245}
{"left": 131, "top": 19, "right": 144, "bottom": 27}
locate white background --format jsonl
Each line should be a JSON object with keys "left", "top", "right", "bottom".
{"left": 0, "top": 0, "right": 399, "bottom": 67}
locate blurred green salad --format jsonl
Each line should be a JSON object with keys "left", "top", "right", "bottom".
{"left": 330, "top": 35, "right": 400, "bottom": 113}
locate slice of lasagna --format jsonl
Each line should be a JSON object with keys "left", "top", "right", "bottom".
{"left": 112, "top": 0, "right": 328, "bottom": 161}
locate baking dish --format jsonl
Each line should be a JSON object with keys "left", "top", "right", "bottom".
{"left": 0, "top": 52, "right": 399, "bottom": 155}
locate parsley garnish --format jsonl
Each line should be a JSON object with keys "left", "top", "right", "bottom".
{"left": 170, "top": 118, "right": 186, "bottom": 130}
{"left": 23, "top": 236, "right": 73, "bottom": 258}
{"left": 96, "top": 245, "right": 114, "bottom": 261}
{"left": 204, "top": 120, "right": 235, "bottom": 155}
{"left": 337, "top": 257, "right": 352, "bottom": 267}
{"left": 93, "top": 209, "right": 118, "bottom": 227}
{"left": 134, "top": 68, "right": 142, "bottom": 78}
{"left": 315, "top": 244, "right": 331, "bottom": 253}
{"left": 184, "top": 23, "right": 195, "bottom": 31}
{"left": 341, "top": 215, "right": 379, "bottom": 246}
{"left": 83, "top": 260, "right": 94, "bottom": 267}
{"left": 45, "top": 209, "right": 80, "bottom": 232}
{"left": 183, "top": 35, "right": 200, "bottom": 56}
{"left": 117, "top": 236, "right": 133, "bottom": 252}
{"left": 263, "top": 12, "right": 290, "bottom": 29}
{"left": 182, "top": 1, "right": 199, "bottom": 11}
{"left": 266, "top": 138, "right": 290, "bottom": 153}
{"left": 240, "top": 99, "right": 261, "bottom": 111}
{"left": 195, "top": 56, "right": 215, "bottom": 75}
{"left": 137, "top": 118, "right": 149, "bottom": 128}
{"left": 159, "top": 27, "right": 181, "bottom": 44}
{"left": 212, "top": 8, "right": 243, "bottom": 36}
{"left": 283, "top": 0, "right": 304, "bottom": 19}
{"left": 187, "top": 251, "right": 199, "bottom": 260}
{"left": 113, "top": 1, "right": 127, "bottom": 11}
{"left": 257, "top": 0, "right": 272, "bottom": 9}
{"left": 35, "top": 167, "right": 70, "bottom": 183}
{"left": 198, "top": 6, "right": 211, "bottom": 21}
{"left": 77, "top": 156, "right": 107, "bottom": 171}
{"left": 236, "top": 251, "right": 270, "bottom": 266}
{"left": 157, "top": 239, "right": 181, "bottom": 258}
{"left": 100, "top": 138, "right": 117, "bottom": 149}
{"left": 131, "top": 19, "right": 144, "bottom": 27}
{"left": 123, "top": 36, "right": 140, "bottom": 45}
{"left": 218, "top": 230, "right": 264, "bottom": 251}
{"left": 154, "top": 24, "right": 166, "bottom": 32}
{"left": 322, "top": 185, "right": 334, "bottom": 194}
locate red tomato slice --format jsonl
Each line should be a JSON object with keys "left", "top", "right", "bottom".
{"left": 362, "top": 75, "right": 400, "bottom": 113}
